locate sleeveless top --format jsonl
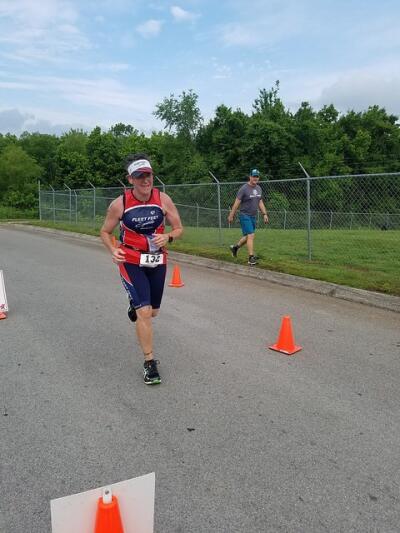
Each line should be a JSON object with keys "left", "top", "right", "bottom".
{"left": 119, "top": 188, "right": 166, "bottom": 264}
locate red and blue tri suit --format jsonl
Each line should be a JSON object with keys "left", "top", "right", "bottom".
{"left": 118, "top": 188, "right": 167, "bottom": 310}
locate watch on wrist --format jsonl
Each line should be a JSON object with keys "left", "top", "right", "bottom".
{"left": 168, "top": 235, "right": 174, "bottom": 243}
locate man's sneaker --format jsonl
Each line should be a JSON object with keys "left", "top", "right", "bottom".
{"left": 127, "top": 303, "right": 137, "bottom": 322}
{"left": 230, "top": 244, "right": 239, "bottom": 258}
{"left": 143, "top": 360, "right": 161, "bottom": 385}
{"left": 248, "top": 255, "right": 257, "bottom": 266}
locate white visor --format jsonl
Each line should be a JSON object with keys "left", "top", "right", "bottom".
{"left": 128, "top": 159, "right": 152, "bottom": 176}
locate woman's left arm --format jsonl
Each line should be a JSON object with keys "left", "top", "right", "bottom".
{"left": 151, "top": 193, "right": 184, "bottom": 247}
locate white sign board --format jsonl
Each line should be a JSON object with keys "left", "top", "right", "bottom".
{"left": 0, "top": 270, "right": 8, "bottom": 313}
{"left": 50, "top": 473, "right": 155, "bottom": 533}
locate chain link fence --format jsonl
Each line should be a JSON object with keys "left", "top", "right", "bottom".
{"left": 39, "top": 171, "right": 400, "bottom": 265}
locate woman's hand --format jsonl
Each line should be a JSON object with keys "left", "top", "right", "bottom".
{"left": 152, "top": 233, "right": 169, "bottom": 247}
{"left": 111, "top": 247, "right": 126, "bottom": 264}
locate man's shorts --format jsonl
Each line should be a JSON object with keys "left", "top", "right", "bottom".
{"left": 119, "top": 262, "right": 167, "bottom": 309}
{"left": 239, "top": 214, "right": 256, "bottom": 236}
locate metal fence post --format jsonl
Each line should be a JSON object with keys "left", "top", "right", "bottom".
{"left": 329, "top": 211, "right": 333, "bottom": 230}
{"left": 299, "top": 163, "right": 312, "bottom": 260}
{"left": 283, "top": 209, "right": 287, "bottom": 230}
{"left": 88, "top": 181, "right": 96, "bottom": 226}
{"left": 155, "top": 175, "right": 166, "bottom": 193}
{"left": 64, "top": 184, "right": 72, "bottom": 223}
{"left": 38, "top": 180, "right": 42, "bottom": 221}
{"left": 50, "top": 185, "right": 56, "bottom": 223}
{"left": 73, "top": 190, "right": 78, "bottom": 224}
{"left": 196, "top": 203, "right": 199, "bottom": 228}
{"left": 209, "top": 171, "right": 222, "bottom": 245}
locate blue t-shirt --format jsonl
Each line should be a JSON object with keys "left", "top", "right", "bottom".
{"left": 237, "top": 183, "right": 262, "bottom": 216}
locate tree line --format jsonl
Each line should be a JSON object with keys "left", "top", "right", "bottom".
{"left": 1, "top": 82, "right": 399, "bottom": 212}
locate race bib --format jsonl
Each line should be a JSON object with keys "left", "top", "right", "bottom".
{"left": 139, "top": 253, "right": 165, "bottom": 268}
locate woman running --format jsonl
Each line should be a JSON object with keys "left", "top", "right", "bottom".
{"left": 100, "top": 153, "right": 183, "bottom": 384}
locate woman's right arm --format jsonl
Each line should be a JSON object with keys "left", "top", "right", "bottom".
{"left": 100, "top": 197, "right": 126, "bottom": 264}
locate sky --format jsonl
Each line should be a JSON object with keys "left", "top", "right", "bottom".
{"left": 0, "top": 0, "right": 400, "bottom": 136}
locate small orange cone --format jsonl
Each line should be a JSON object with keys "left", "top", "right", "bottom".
{"left": 168, "top": 264, "right": 184, "bottom": 287}
{"left": 94, "top": 488, "right": 124, "bottom": 533}
{"left": 269, "top": 316, "right": 302, "bottom": 355}
{"left": 0, "top": 312, "right": 6, "bottom": 320}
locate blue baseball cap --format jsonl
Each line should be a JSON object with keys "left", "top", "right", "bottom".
{"left": 250, "top": 169, "right": 260, "bottom": 177}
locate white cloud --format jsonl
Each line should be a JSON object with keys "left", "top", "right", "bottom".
{"left": 0, "top": 81, "right": 36, "bottom": 90}
{"left": 92, "top": 63, "right": 130, "bottom": 72}
{"left": 0, "top": 99, "right": 163, "bottom": 135}
{"left": 0, "top": 107, "right": 85, "bottom": 135}
{"left": 0, "top": 0, "right": 78, "bottom": 26}
{"left": 213, "top": 67, "right": 232, "bottom": 80}
{"left": 136, "top": 19, "right": 163, "bottom": 38}
{"left": 210, "top": 58, "right": 232, "bottom": 80}
{"left": 352, "top": 14, "right": 400, "bottom": 52}
{"left": 0, "top": 0, "right": 90, "bottom": 63}
{"left": 0, "top": 71, "right": 163, "bottom": 121}
{"left": 275, "top": 61, "right": 400, "bottom": 116}
{"left": 0, "top": 108, "right": 33, "bottom": 133}
{"left": 170, "top": 6, "right": 198, "bottom": 22}
{"left": 120, "top": 33, "right": 136, "bottom": 48}
{"left": 218, "top": 1, "right": 305, "bottom": 47}
{"left": 316, "top": 71, "right": 400, "bottom": 115}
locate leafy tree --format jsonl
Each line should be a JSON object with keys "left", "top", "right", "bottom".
{"left": 252, "top": 81, "right": 289, "bottom": 124}
{"left": 0, "top": 145, "right": 42, "bottom": 208}
{"left": 19, "top": 131, "right": 59, "bottom": 184}
{"left": 1, "top": 85, "right": 400, "bottom": 216}
{"left": 244, "top": 116, "right": 297, "bottom": 180}
{"left": 109, "top": 123, "right": 137, "bottom": 138}
{"left": 87, "top": 126, "right": 123, "bottom": 185}
{"left": 55, "top": 130, "right": 91, "bottom": 188}
{"left": 196, "top": 104, "right": 248, "bottom": 180}
{"left": 268, "top": 191, "right": 290, "bottom": 211}
{"left": 154, "top": 90, "right": 203, "bottom": 140}
{"left": 0, "top": 133, "right": 18, "bottom": 154}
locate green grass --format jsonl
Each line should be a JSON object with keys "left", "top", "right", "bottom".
{"left": 0, "top": 206, "right": 38, "bottom": 219}
{"left": 5, "top": 219, "right": 400, "bottom": 296}
{"left": 171, "top": 227, "right": 400, "bottom": 295}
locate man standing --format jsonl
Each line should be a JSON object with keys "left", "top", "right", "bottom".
{"left": 227, "top": 169, "right": 269, "bottom": 265}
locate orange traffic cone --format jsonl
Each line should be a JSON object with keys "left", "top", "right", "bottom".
{"left": 0, "top": 312, "right": 6, "bottom": 320}
{"left": 168, "top": 264, "right": 184, "bottom": 287}
{"left": 94, "top": 488, "right": 124, "bottom": 533}
{"left": 269, "top": 316, "right": 302, "bottom": 355}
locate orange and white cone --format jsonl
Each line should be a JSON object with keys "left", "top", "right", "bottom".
{"left": 269, "top": 316, "right": 302, "bottom": 355}
{"left": 94, "top": 487, "right": 124, "bottom": 533}
{"left": 168, "top": 264, "right": 184, "bottom": 287}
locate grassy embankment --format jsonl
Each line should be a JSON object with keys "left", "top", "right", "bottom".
{"left": 8, "top": 219, "right": 399, "bottom": 296}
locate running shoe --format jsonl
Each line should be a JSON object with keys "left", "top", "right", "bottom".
{"left": 248, "top": 255, "right": 257, "bottom": 266}
{"left": 230, "top": 244, "right": 239, "bottom": 258}
{"left": 127, "top": 303, "right": 137, "bottom": 322}
{"left": 143, "top": 359, "right": 161, "bottom": 385}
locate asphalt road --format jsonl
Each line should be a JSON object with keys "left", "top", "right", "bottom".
{"left": 1, "top": 225, "right": 400, "bottom": 533}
